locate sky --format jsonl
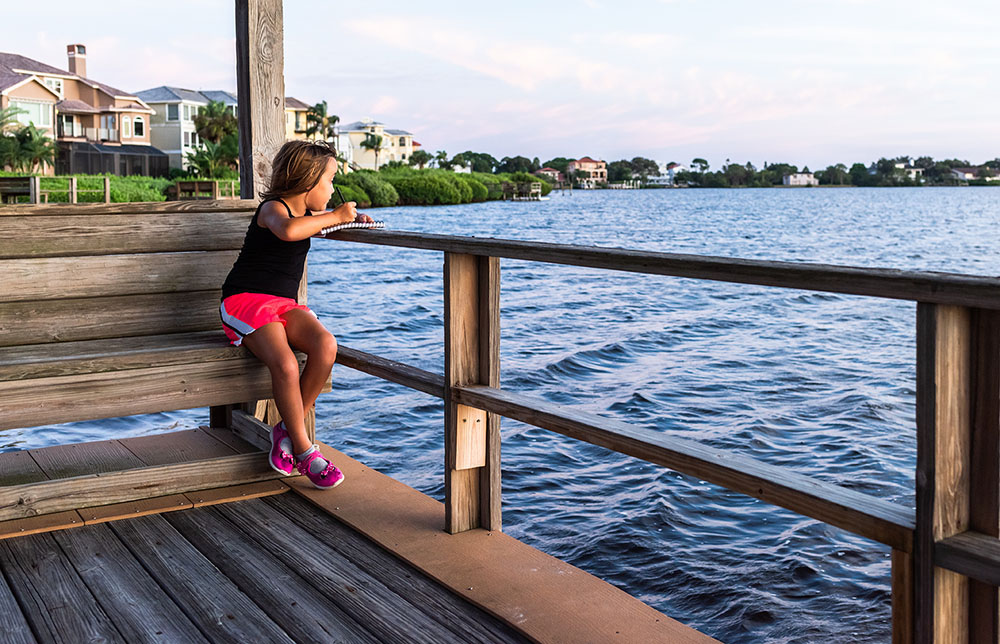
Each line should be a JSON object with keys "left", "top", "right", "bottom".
{"left": 4, "top": 0, "right": 999, "bottom": 170}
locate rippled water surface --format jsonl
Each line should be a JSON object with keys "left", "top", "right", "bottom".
{"left": 9, "top": 187, "right": 1000, "bottom": 643}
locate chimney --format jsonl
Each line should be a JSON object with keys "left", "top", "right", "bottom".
{"left": 67, "top": 44, "right": 86, "bottom": 78}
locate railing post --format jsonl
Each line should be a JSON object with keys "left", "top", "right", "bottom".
{"left": 69, "top": 177, "right": 77, "bottom": 203}
{"left": 444, "top": 252, "right": 501, "bottom": 533}
{"left": 103, "top": 176, "right": 110, "bottom": 203}
{"left": 29, "top": 176, "right": 39, "bottom": 204}
{"left": 915, "top": 303, "right": 969, "bottom": 643}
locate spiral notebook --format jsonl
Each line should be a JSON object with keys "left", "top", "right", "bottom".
{"left": 316, "top": 220, "right": 385, "bottom": 236}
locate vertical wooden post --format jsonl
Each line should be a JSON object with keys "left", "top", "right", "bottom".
{"left": 893, "top": 549, "right": 915, "bottom": 644}
{"left": 236, "top": 0, "right": 285, "bottom": 201}
{"left": 969, "top": 309, "right": 1000, "bottom": 642}
{"left": 444, "top": 253, "right": 501, "bottom": 533}
{"left": 212, "top": 180, "right": 220, "bottom": 200}
{"left": 103, "top": 176, "right": 110, "bottom": 203}
{"left": 29, "top": 176, "right": 39, "bottom": 204}
{"left": 68, "top": 177, "right": 77, "bottom": 203}
{"left": 234, "top": 0, "right": 304, "bottom": 438}
{"left": 915, "top": 303, "right": 972, "bottom": 643}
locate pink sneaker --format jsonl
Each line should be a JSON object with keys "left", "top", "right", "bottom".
{"left": 295, "top": 447, "right": 345, "bottom": 489}
{"left": 268, "top": 421, "right": 295, "bottom": 476}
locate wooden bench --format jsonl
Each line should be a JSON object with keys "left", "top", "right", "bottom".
{"left": 0, "top": 199, "right": 321, "bottom": 519}
{"left": 0, "top": 176, "right": 42, "bottom": 204}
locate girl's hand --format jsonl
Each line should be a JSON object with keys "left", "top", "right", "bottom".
{"left": 335, "top": 201, "right": 357, "bottom": 222}
{"left": 354, "top": 213, "right": 374, "bottom": 224}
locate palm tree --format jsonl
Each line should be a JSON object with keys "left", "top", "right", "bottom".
{"left": 360, "top": 133, "right": 383, "bottom": 170}
{"left": 434, "top": 150, "right": 449, "bottom": 170}
{"left": 193, "top": 100, "right": 237, "bottom": 145}
{"left": 409, "top": 149, "right": 432, "bottom": 169}
{"left": 0, "top": 105, "right": 27, "bottom": 134}
{"left": 185, "top": 140, "right": 237, "bottom": 178}
{"left": 13, "top": 124, "right": 56, "bottom": 173}
{"left": 305, "top": 101, "right": 339, "bottom": 149}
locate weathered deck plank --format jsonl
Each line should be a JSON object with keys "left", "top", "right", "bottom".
{"left": 107, "top": 513, "right": 295, "bottom": 643}
{"left": 0, "top": 449, "right": 83, "bottom": 539}
{"left": 0, "top": 532, "right": 125, "bottom": 643}
{"left": 0, "top": 565, "right": 36, "bottom": 644}
{"left": 265, "top": 492, "right": 529, "bottom": 644}
{"left": 164, "top": 505, "right": 378, "bottom": 644}
{"left": 51, "top": 523, "right": 209, "bottom": 643}
{"left": 213, "top": 497, "right": 470, "bottom": 644}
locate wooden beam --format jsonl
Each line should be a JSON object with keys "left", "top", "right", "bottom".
{"left": 915, "top": 303, "right": 972, "bottom": 644}
{"left": 0, "top": 452, "right": 281, "bottom": 521}
{"left": 937, "top": 532, "right": 1000, "bottom": 587}
{"left": 319, "top": 230, "right": 1000, "bottom": 310}
{"left": 236, "top": 0, "right": 285, "bottom": 200}
{"left": 453, "top": 384, "right": 915, "bottom": 551}
{"left": 443, "top": 254, "right": 501, "bottom": 533}
{"left": 335, "top": 345, "right": 445, "bottom": 398}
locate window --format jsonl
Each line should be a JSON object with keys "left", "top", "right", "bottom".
{"left": 399, "top": 137, "right": 405, "bottom": 146}
{"left": 133, "top": 116, "right": 144, "bottom": 137}
{"left": 9, "top": 99, "right": 52, "bottom": 127}
{"left": 101, "top": 114, "right": 116, "bottom": 129}
{"left": 167, "top": 104, "right": 178, "bottom": 121}
{"left": 192, "top": 132, "right": 198, "bottom": 146}
{"left": 122, "top": 116, "right": 131, "bottom": 138}
{"left": 183, "top": 131, "right": 190, "bottom": 146}
{"left": 183, "top": 105, "right": 190, "bottom": 120}
{"left": 43, "top": 78, "right": 63, "bottom": 98}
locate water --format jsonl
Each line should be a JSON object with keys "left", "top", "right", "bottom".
{"left": 8, "top": 187, "right": 1000, "bottom": 642}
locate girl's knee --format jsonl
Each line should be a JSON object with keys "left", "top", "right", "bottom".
{"left": 316, "top": 332, "right": 338, "bottom": 365}
{"left": 269, "top": 354, "right": 301, "bottom": 381}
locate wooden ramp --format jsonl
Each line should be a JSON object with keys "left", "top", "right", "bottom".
{"left": 0, "top": 429, "right": 715, "bottom": 644}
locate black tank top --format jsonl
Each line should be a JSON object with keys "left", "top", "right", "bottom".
{"left": 221, "top": 198, "right": 312, "bottom": 301}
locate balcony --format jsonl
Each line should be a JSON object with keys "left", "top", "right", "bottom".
{"left": 57, "top": 122, "right": 84, "bottom": 138}
{"left": 84, "top": 127, "right": 120, "bottom": 143}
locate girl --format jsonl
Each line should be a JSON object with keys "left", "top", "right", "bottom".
{"left": 220, "top": 139, "right": 373, "bottom": 489}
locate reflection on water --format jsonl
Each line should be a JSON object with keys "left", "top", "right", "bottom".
{"left": 14, "top": 188, "right": 1000, "bottom": 643}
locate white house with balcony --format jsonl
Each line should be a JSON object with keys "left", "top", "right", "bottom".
{"left": 782, "top": 172, "right": 819, "bottom": 186}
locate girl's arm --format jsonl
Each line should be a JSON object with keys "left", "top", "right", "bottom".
{"left": 259, "top": 201, "right": 364, "bottom": 241}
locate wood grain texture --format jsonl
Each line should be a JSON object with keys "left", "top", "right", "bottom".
{"left": 322, "top": 229, "right": 1000, "bottom": 309}
{"left": 1, "top": 251, "right": 238, "bottom": 303}
{"left": 915, "top": 303, "right": 972, "bottom": 644}
{"left": 0, "top": 357, "right": 292, "bottom": 431}
{"left": 0, "top": 199, "right": 258, "bottom": 215}
{"left": 236, "top": 0, "right": 285, "bottom": 200}
{"left": 478, "top": 255, "right": 502, "bottom": 531}
{"left": 453, "top": 384, "right": 915, "bottom": 551}
{"left": 336, "top": 345, "right": 445, "bottom": 398}
{"left": 894, "top": 549, "right": 915, "bottom": 644}
{"left": 0, "top": 452, "right": 283, "bottom": 521}
{"left": 444, "top": 253, "right": 483, "bottom": 533}
{"left": 0, "top": 561, "right": 36, "bottom": 643}
{"left": 52, "top": 523, "right": 209, "bottom": 642}
{"left": 0, "top": 531, "right": 125, "bottom": 643}
{"left": 108, "top": 513, "right": 295, "bottom": 643}
{"left": 164, "top": 505, "right": 376, "bottom": 643}
{"left": 0, "top": 291, "right": 224, "bottom": 347}
{"left": 0, "top": 211, "right": 251, "bottom": 259}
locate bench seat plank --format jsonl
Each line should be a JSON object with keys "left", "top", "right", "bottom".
{"left": 0, "top": 212, "right": 251, "bottom": 259}
{"left": 0, "top": 359, "right": 291, "bottom": 431}
{"left": 0, "top": 331, "right": 250, "bottom": 381}
{"left": 3, "top": 251, "right": 239, "bottom": 303}
{"left": 0, "top": 291, "right": 223, "bottom": 347}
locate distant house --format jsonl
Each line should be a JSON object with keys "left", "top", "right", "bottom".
{"left": 136, "top": 86, "right": 223, "bottom": 171}
{"left": 783, "top": 173, "right": 819, "bottom": 186}
{"left": 951, "top": 167, "right": 980, "bottom": 181}
{"left": 894, "top": 162, "right": 924, "bottom": 181}
{"left": 535, "top": 167, "right": 563, "bottom": 183}
{"left": 1, "top": 44, "right": 164, "bottom": 176}
{"left": 646, "top": 161, "right": 686, "bottom": 186}
{"left": 340, "top": 118, "right": 415, "bottom": 170}
{"left": 566, "top": 156, "right": 607, "bottom": 188}
{"left": 284, "top": 96, "right": 311, "bottom": 141}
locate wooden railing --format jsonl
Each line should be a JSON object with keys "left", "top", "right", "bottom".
{"left": 321, "top": 229, "right": 1000, "bottom": 644}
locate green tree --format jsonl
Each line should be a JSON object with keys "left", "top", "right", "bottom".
{"left": 820, "top": 163, "right": 848, "bottom": 185}
{"left": 185, "top": 139, "right": 238, "bottom": 178}
{"left": 607, "top": 160, "right": 633, "bottom": 183}
{"left": 0, "top": 105, "right": 27, "bottom": 134}
{"left": 629, "top": 157, "right": 659, "bottom": 178}
{"left": 361, "top": 134, "right": 385, "bottom": 170}
{"left": 305, "top": 101, "right": 339, "bottom": 146}
{"left": 691, "top": 158, "right": 710, "bottom": 173}
{"left": 849, "top": 162, "right": 873, "bottom": 186}
{"left": 13, "top": 124, "right": 57, "bottom": 173}
{"left": 433, "top": 150, "right": 450, "bottom": 170}
{"left": 409, "top": 149, "right": 433, "bottom": 169}
{"left": 542, "top": 157, "right": 572, "bottom": 174}
{"left": 192, "top": 100, "right": 237, "bottom": 145}
{"left": 496, "top": 155, "right": 533, "bottom": 173}
{"left": 457, "top": 151, "right": 498, "bottom": 173}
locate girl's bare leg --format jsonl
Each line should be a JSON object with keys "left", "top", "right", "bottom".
{"left": 281, "top": 308, "right": 338, "bottom": 420}
{"left": 240, "top": 321, "right": 312, "bottom": 455}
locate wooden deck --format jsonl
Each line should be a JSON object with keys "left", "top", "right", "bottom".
{"left": 0, "top": 427, "right": 715, "bottom": 643}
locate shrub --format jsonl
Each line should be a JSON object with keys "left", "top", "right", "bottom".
{"left": 330, "top": 183, "right": 371, "bottom": 209}
{"left": 389, "top": 174, "right": 462, "bottom": 205}
{"left": 344, "top": 170, "right": 399, "bottom": 207}
{"left": 463, "top": 177, "right": 488, "bottom": 202}
{"left": 442, "top": 173, "right": 473, "bottom": 203}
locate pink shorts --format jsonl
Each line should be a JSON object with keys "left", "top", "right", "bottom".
{"left": 220, "top": 292, "right": 315, "bottom": 346}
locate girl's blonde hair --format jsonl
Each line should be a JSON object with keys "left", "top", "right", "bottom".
{"left": 260, "top": 139, "right": 338, "bottom": 201}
